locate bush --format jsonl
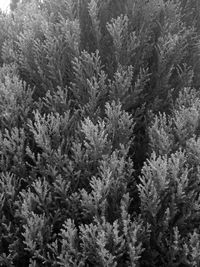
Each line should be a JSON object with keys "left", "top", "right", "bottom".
{"left": 0, "top": 0, "right": 200, "bottom": 266}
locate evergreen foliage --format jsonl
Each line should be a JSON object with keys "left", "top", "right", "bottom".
{"left": 0, "top": 0, "right": 200, "bottom": 266}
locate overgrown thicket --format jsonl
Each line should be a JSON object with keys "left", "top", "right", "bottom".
{"left": 0, "top": 0, "right": 200, "bottom": 266}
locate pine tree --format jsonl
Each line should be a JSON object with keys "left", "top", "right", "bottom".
{"left": 10, "top": 0, "right": 20, "bottom": 11}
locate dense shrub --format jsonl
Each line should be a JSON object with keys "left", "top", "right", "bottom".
{"left": 0, "top": 0, "right": 200, "bottom": 266}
